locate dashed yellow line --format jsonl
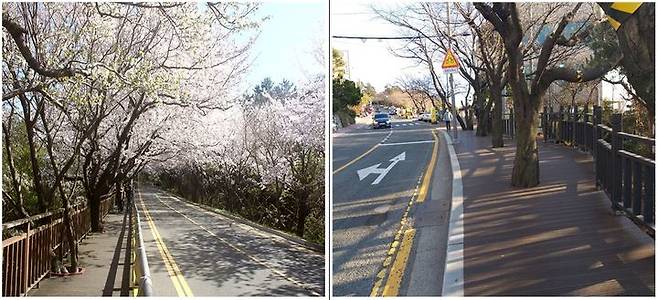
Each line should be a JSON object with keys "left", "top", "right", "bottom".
{"left": 154, "top": 194, "right": 322, "bottom": 296}
{"left": 416, "top": 130, "right": 440, "bottom": 203}
{"left": 138, "top": 189, "right": 194, "bottom": 297}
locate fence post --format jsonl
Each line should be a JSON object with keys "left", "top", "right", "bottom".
{"left": 572, "top": 105, "right": 579, "bottom": 147}
{"left": 541, "top": 105, "right": 548, "bottom": 143}
{"left": 510, "top": 109, "right": 514, "bottom": 138}
{"left": 23, "top": 222, "right": 30, "bottom": 294}
{"left": 583, "top": 105, "right": 590, "bottom": 151}
{"left": 555, "top": 105, "right": 564, "bottom": 144}
{"left": 592, "top": 105, "right": 602, "bottom": 187}
{"left": 547, "top": 106, "right": 555, "bottom": 139}
{"left": 610, "top": 113, "right": 622, "bottom": 210}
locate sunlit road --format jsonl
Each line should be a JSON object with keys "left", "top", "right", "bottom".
{"left": 136, "top": 186, "right": 325, "bottom": 296}
{"left": 332, "top": 118, "right": 453, "bottom": 296}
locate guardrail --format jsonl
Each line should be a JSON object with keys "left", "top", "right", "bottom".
{"left": 129, "top": 198, "right": 152, "bottom": 296}
{"left": 2, "top": 197, "right": 113, "bottom": 297}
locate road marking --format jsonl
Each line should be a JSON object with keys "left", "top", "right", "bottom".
{"left": 370, "top": 173, "right": 422, "bottom": 296}
{"left": 357, "top": 152, "right": 406, "bottom": 185}
{"left": 416, "top": 130, "right": 440, "bottom": 203}
{"left": 380, "top": 140, "right": 435, "bottom": 146}
{"left": 153, "top": 195, "right": 322, "bottom": 296}
{"left": 382, "top": 228, "right": 416, "bottom": 296}
{"left": 333, "top": 130, "right": 393, "bottom": 174}
{"left": 138, "top": 189, "right": 194, "bottom": 297}
{"left": 370, "top": 129, "right": 439, "bottom": 296}
{"left": 440, "top": 130, "right": 465, "bottom": 296}
{"left": 334, "top": 127, "right": 435, "bottom": 138}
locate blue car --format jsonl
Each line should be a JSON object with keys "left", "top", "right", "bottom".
{"left": 372, "top": 113, "right": 391, "bottom": 129}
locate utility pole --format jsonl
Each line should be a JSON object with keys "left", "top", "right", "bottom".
{"left": 446, "top": 1, "right": 458, "bottom": 141}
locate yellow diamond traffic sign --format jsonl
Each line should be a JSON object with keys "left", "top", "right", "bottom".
{"left": 442, "top": 49, "right": 460, "bottom": 69}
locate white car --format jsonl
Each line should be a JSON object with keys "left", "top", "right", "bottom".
{"left": 418, "top": 112, "right": 431, "bottom": 122}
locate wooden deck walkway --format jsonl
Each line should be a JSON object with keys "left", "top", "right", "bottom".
{"left": 454, "top": 133, "right": 654, "bottom": 296}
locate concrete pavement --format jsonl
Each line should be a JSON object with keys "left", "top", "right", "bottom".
{"left": 332, "top": 118, "right": 453, "bottom": 296}
{"left": 28, "top": 211, "right": 130, "bottom": 296}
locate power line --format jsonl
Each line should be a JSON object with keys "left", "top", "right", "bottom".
{"left": 332, "top": 35, "right": 440, "bottom": 40}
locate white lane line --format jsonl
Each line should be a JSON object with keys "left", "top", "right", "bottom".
{"left": 379, "top": 140, "right": 435, "bottom": 146}
{"left": 334, "top": 128, "right": 436, "bottom": 137}
{"left": 380, "top": 129, "right": 394, "bottom": 143}
{"left": 441, "top": 130, "right": 464, "bottom": 296}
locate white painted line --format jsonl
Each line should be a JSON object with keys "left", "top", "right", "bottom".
{"left": 379, "top": 140, "right": 435, "bottom": 146}
{"left": 441, "top": 130, "right": 464, "bottom": 297}
{"left": 380, "top": 129, "right": 393, "bottom": 143}
{"left": 333, "top": 128, "right": 434, "bottom": 137}
{"left": 357, "top": 152, "right": 406, "bottom": 185}
{"left": 402, "top": 123, "right": 408, "bottom": 126}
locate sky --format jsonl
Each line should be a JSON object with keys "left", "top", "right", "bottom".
{"left": 331, "top": 1, "right": 628, "bottom": 107}
{"left": 331, "top": 1, "right": 470, "bottom": 105}
{"left": 331, "top": 1, "right": 424, "bottom": 92}
{"left": 244, "top": 1, "right": 326, "bottom": 88}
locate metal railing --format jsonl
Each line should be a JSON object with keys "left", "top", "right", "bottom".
{"left": 2, "top": 198, "right": 113, "bottom": 297}
{"left": 544, "top": 106, "right": 655, "bottom": 236}
{"left": 129, "top": 198, "right": 153, "bottom": 296}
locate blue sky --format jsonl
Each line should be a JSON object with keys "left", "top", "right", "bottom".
{"left": 245, "top": 1, "right": 326, "bottom": 88}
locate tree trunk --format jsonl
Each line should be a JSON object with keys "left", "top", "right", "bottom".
{"left": 62, "top": 205, "right": 78, "bottom": 271}
{"left": 511, "top": 99, "right": 540, "bottom": 187}
{"left": 295, "top": 192, "right": 309, "bottom": 238}
{"left": 475, "top": 91, "right": 492, "bottom": 136}
{"left": 491, "top": 85, "right": 504, "bottom": 148}
{"left": 476, "top": 109, "right": 490, "bottom": 136}
{"left": 616, "top": 3, "right": 654, "bottom": 118}
{"left": 89, "top": 194, "right": 103, "bottom": 232}
{"left": 464, "top": 107, "right": 474, "bottom": 130}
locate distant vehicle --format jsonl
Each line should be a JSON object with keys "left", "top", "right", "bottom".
{"left": 372, "top": 113, "right": 391, "bottom": 129}
{"left": 418, "top": 112, "right": 431, "bottom": 122}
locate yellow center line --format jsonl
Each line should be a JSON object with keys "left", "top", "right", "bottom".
{"left": 382, "top": 228, "right": 416, "bottom": 296}
{"left": 416, "top": 129, "right": 440, "bottom": 203}
{"left": 154, "top": 194, "right": 322, "bottom": 296}
{"left": 333, "top": 144, "right": 380, "bottom": 174}
{"left": 333, "top": 129, "right": 394, "bottom": 174}
{"left": 138, "top": 188, "right": 194, "bottom": 297}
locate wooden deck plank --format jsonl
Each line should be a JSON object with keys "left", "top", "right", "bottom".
{"left": 455, "top": 133, "right": 654, "bottom": 296}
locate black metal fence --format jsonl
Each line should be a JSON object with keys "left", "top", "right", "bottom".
{"left": 500, "top": 105, "right": 655, "bottom": 236}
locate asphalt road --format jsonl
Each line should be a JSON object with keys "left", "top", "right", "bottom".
{"left": 332, "top": 118, "right": 453, "bottom": 296}
{"left": 135, "top": 186, "right": 325, "bottom": 296}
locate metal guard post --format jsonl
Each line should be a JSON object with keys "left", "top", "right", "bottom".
{"left": 132, "top": 200, "right": 153, "bottom": 296}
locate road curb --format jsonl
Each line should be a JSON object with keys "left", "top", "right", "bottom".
{"left": 156, "top": 188, "right": 325, "bottom": 254}
{"left": 440, "top": 130, "right": 465, "bottom": 296}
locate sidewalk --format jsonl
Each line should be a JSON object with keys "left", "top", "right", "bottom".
{"left": 452, "top": 132, "right": 654, "bottom": 296}
{"left": 28, "top": 210, "right": 129, "bottom": 296}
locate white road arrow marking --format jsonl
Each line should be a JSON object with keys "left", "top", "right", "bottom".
{"left": 357, "top": 152, "right": 406, "bottom": 185}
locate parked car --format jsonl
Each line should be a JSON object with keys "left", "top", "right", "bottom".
{"left": 372, "top": 113, "right": 392, "bottom": 129}
{"left": 418, "top": 112, "right": 431, "bottom": 122}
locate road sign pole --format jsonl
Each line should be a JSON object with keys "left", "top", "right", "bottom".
{"left": 447, "top": 2, "right": 458, "bottom": 142}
